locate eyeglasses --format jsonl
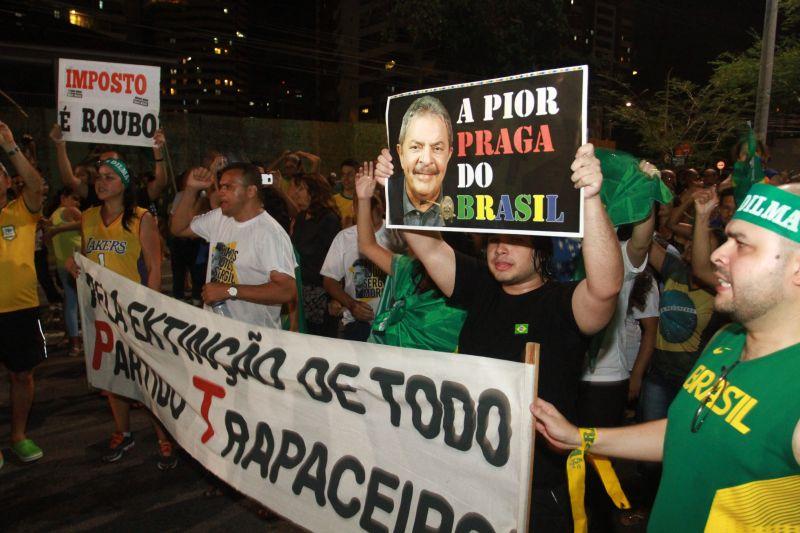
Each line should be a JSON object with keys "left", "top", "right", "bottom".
{"left": 690, "top": 360, "right": 740, "bottom": 433}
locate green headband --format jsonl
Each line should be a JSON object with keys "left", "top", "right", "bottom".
{"left": 101, "top": 159, "right": 131, "bottom": 189}
{"left": 733, "top": 183, "right": 800, "bottom": 243}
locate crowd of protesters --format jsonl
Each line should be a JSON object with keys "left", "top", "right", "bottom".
{"left": 2, "top": 113, "right": 800, "bottom": 532}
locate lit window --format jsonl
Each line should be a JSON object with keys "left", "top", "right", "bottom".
{"left": 236, "top": 31, "right": 245, "bottom": 38}
{"left": 214, "top": 47, "right": 222, "bottom": 54}
{"left": 169, "top": 88, "right": 176, "bottom": 96}
{"left": 361, "top": 107, "right": 369, "bottom": 114}
{"left": 249, "top": 101, "right": 255, "bottom": 106}
{"left": 215, "top": 79, "right": 221, "bottom": 85}
{"left": 223, "top": 8, "right": 229, "bottom": 14}
{"left": 53, "top": 9, "right": 60, "bottom": 18}
{"left": 99, "top": 0, "right": 104, "bottom": 9}
{"left": 69, "top": 9, "right": 91, "bottom": 28}
{"left": 215, "top": 89, "right": 221, "bottom": 95}
{"left": 213, "top": 37, "right": 218, "bottom": 43}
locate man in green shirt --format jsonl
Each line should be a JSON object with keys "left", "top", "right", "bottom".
{"left": 533, "top": 183, "right": 800, "bottom": 531}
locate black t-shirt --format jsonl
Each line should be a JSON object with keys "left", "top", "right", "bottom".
{"left": 450, "top": 252, "right": 589, "bottom": 489}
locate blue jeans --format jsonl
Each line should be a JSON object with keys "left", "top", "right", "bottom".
{"left": 638, "top": 372, "right": 682, "bottom": 423}
{"left": 57, "top": 267, "right": 79, "bottom": 338}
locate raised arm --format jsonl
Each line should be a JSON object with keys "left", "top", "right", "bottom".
{"left": 533, "top": 398, "right": 666, "bottom": 462}
{"left": 1, "top": 121, "right": 43, "bottom": 212}
{"left": 296, "top": 150, "right": 321, "bottom": 174}
{"left": 571, "top": 144, "right": 624, "bottom": 335}
{"left": 170, "top": 167, "right": 213, "bottom": 238}
{"left": 266, "top": 150, "right": 291, "bottom": 172}
{"left": 49, "top": 123, "right": 87, "bottom": 198}
{"left": 628, "top": 209, "right": 655, "bottom": 268}
{"left": 691, "top": 188, "right": 719, "bottom": 287}
{"left": 355, "top": 161, "right": 392, "bottom": 274}
{"left": 374, "top": 148, "right": 456, "bottom": 296}
{"left": 667, "top": 190, "right": 695, "bottom": 239}
{"left": 147, "top": 128, "right": 169, "bottom": 200}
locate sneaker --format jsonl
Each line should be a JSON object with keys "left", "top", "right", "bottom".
{"left": 12, "top": 438, "right": 43, "bottom": 463}
{"left": 157, "top": 440, "right": 178, "bottom": 470}
{"left": 102, "top": 432, "right": 135, "bottom": 463}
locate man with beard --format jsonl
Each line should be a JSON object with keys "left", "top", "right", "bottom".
{"left": 534, "top": 182, "right": 800, "bottom": 531}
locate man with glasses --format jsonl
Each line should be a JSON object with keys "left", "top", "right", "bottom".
{"left": 534, "top": 183, "right": 800, "bottom": 531}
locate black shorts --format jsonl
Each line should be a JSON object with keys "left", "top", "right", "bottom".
{"left": 0, "top": 307, "right": 47, "bottom": 372}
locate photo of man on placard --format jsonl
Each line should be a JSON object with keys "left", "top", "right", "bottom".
{"left": 389, "top": 95, "right": 453, "bottom": 227}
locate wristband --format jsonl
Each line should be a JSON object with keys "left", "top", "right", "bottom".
{"left": 567, "top": 427, "right": 630, "bottom": 532}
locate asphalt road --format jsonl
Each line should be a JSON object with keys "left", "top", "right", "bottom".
{"left": 0, "top": 350, "right": 303, "bottom": 533}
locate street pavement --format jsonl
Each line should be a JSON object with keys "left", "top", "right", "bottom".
{"left": 0, "top": 349, "right": 303, "bottom": 533}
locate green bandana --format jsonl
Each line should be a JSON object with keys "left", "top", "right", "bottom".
{"left": 101, "top": 158, "right": 131, "bottom": 189}
{"left": 733, "top": 183, "right": 800, "bottom": 243}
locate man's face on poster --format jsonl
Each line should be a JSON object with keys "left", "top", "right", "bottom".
{"left": 397, "top": 112, "right": 453, "bottom": 206}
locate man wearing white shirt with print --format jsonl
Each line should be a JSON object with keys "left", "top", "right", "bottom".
{"left": 171, "top": 163, "right": 297, "bottom": 328}
{"left": 321, "top": 191, "right": 390, "bottom": 341}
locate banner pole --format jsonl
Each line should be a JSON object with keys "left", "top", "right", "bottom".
{"left": 163, "top": 137, "right": 178, "bottom": 196}
{"left": 524, "top": 341, "right": 541, "bottom": 532}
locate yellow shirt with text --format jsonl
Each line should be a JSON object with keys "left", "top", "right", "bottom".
{"left": 82, "top": 206, "right": 147, "bottom": 283}
{"left": 0, "top": 198, "right": 41, "bottom": 312}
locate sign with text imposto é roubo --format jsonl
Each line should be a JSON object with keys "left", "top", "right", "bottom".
{"left": 385, "top": 65, "right": 587, "bottom": 237}
{"left": 75, "top": 254, "right": 537, "bottom": 533}
{"left": 57, "top": 58, "right": 160, "bottom": 148}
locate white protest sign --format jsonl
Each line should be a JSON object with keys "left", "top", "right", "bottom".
{"left": 57, "top": 58, "right": 160, "bottom": 147}
{"left": 76, "top": 254, "right": 537, "bottom": 532}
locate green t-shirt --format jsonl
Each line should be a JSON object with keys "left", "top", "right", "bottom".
{"left": 368, "top": 254, "right": 466, "bottom": 352}
{"left": 650, "top": 253, "right": 726, "bottom": 385}
{"left": 649, "top": 323, "right": 800, "bottom": 532}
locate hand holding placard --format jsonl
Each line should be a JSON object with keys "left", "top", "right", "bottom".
{"left": 570, "top": 143, "right": 603, "bottom": 199}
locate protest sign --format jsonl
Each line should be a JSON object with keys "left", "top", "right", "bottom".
{"left": 76, "top": 254, "right": 538, "bottom": 532}
{"left": 385, "top": 66, "right": 587, "bottom": 237}
{"left": 57, "top": 58, "right": 160, "bottom": 147}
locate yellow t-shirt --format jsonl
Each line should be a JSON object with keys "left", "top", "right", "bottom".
{"left": 51, "top": 207, "right": 82, "bottom": 267}
{"left": 82, "top": 206, "right": 147, "bottom": 283}
{"left": 0, "top": 197, "right": 41, "bottom": 313}
{"left": 333, "top": 193, "right": 354, "bottom": 227}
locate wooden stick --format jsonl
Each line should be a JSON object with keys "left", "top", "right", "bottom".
{"left": 163, "top": 140, "right": 178, "bottom": 196}
{"left": 0, "top": 89, "right": 29, "bottom": 119}
{"left": 524, "top": 342, "right": 541, "bottom": 532}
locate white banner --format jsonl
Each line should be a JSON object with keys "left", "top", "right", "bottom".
{"left": 57, "top": 58, "right": 160, "bottom": 147}
{"left": 76, "top": 254, "right": 537, "bottom": 532}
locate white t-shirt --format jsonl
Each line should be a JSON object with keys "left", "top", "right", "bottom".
{"left": 320, "top": 224, "right": 390, "bottom": 325}
{"left": 190, "top": 208, "right": 297, "bottom": 328}
{"left": 582, "top": 240, "right": 657, "bottom": 382}
{"left": 622, "top": 277, "right": 659, "bottom": 372}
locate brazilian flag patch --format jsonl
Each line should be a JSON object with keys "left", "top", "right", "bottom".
{"left": 514, "top": 323, "right": 529, "bottom": 335}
